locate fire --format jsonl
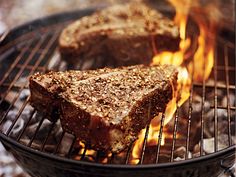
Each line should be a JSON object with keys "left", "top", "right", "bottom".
{"left": 152, "top": 0, "right": 191, "bottom": 67}
{"left": 188, "top": 25, "right": 215, "bottom": 81}
{"left": 77, "top": 142, "right": 97, "bottom": 161}
{"left": 130, "top": 0, "right": 216, "bottom": 164}
{"left": 130, "top": 122, "right": 166, "bottom": 164}
{"left": 130, "top": 67, "right": 190, "bottom": 164}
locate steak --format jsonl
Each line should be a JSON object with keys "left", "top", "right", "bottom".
{"left": 59, "top": 2, "right": 180, "bottom": 68}
{"left": 29, "top": 65, "right": 178, "bottom": 153}
{"left": 29, "top": 68, "right": 115, "bottom": 121}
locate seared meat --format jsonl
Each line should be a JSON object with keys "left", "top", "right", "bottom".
{"left": 29, "top": 65, "right": 178, "bottom": 153}
{"left": 59, "top": 2, "right": 180, "bottom": 67}
{"left": 29, "top": 68, "right": 115, "bottom": 121}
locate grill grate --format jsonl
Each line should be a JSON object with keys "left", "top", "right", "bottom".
{"left": 0, "top": 12, "right": 235, "bottom": 168}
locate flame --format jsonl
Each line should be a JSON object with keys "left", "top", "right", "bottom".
{"left": 152, "top": 12, "right": 190, "bottom": 67}
{"left": 188, "top": 24, "right": 215, "bottom": 81}
{"left": 77, "top": 142, "right": 97, "bottom": 161}
{"left": 130, "top": 0, "right": 216, "bottom": 164}
{"left": 130, "top": 67, "right": 190, "bottom": 164}
{"left": 130, "top": 122, "right": 166, "bottom": 164}
{"left": 77, "top": 142, "right": 111, "bottom": 163}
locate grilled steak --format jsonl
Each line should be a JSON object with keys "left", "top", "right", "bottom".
{"left": 29, "top": 65, "right": 178, "bottom": 153}
{"left": 59, "top": 2, "right": 180, "bottom": 67}
{"left": 29, "top": 68, "right": 115, "bottom": 121}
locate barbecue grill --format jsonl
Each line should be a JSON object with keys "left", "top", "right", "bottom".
{"left": 0, "top": 8, "right": 235, "bottom": 177}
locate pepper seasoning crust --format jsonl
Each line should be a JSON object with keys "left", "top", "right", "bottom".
{"left": 29, "top": 65, "right": 178, "bottom": 153}
{"left": 59, "top": 2, "right": 180, "bottom": 67}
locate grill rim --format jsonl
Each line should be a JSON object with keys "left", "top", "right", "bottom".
{"left": 0, "top": 8, "right": 98, "bottom": 51}
{"left": 0, "top": 8, "right": 235, "bottom": 171}
{"left": 1, "top": 133, "right": 235, "bottom": 169}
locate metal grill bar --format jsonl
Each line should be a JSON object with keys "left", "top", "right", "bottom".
{"left": 214, "top": 47, "right": 218, "bottom": 152}
{"left": 224, "top": 46, "right": 232, "bottom": 146}
{"left": 155, "top": 113, "right": 165, "bottom": 163}
{"left": 0, "top": 31, "right": 59, "bottom": 130}
{"left": 0, "top": 40, "right": 34, "bottom": 85}
{"left": 170, "top": 108, "right": 179, "bottom": 162}
{"left": 0, "top": 20, "right": 71, "bottom": 54}
{"left": 185, "top": 61, "right": 194, "bottom": 159}
{"left": 0, "top": 18, "right": 235, "bottom": 169}
{"left": 0, "top": 38, "right": 49, "bottom": 124}
{"left": 40, "top": 121, "right": 57, "bottom": 151}
{"left": 0, "top": 40, "right": 41, "bottom": 124}
{"left": 200, "top": 57, "right": 206, "bottom": 156}
{"left": 6, "top": 97, "right": 30, "bottom": 136}
{"left": 16, "top": 64, "right": 46, "bottom": 71}
{"left": 17, "top": 30, "right": 63, "bottom": 151}
{"left": 215, "top": 65, "right": 235, "bottom": 71}
{"left": 210, "top": 105, "right": 236, "bottom": 110}
{"left": 139, "top": 103, "right": 152, "bottom": 164}
{"left": 67, "top": 136, "right": 77, "bottom": 158}
{"left": 81, "top": 145, "right": 88, "bottom": 160}
{"left": 16, "top": 110, "right": 36, "bottom": 141}
{"left": 193, "top": 83, "right": 235, "bottom": 90}
{"left": 0, "top": 84, "right": 28, "bottom": 89}
{"left": 53, "top": 131, "right": 65, "bottom": 154}
{"left": 0, "top": 38, "right": 40, "bottom": 97}
{"left": 125, "top": 145, "right": 132, "bottom": 164}
{"left": 139, "top": 125, "right": 150, "bottom": 164}
{"left": 27, "top": 116, "right": 46, "bottom": 147}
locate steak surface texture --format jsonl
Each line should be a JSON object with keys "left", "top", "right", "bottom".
{"left": 59, "top": 2, "right": 180, "bottom": 68}
{"left": 29, "top": 65, "right": 178, "bottom": 153}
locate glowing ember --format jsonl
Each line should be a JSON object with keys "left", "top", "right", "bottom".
{"left": 130, "top": 0, "right": 216, "bottom": 164}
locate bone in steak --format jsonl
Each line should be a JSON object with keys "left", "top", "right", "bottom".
{"left": 59, "top": 2, "right": 180, "bottom": 67}
{"left": 29, "top": 65, "right": 178, "bottom": 153}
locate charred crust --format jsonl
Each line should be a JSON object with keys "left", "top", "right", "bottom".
{"left": 59, "top": 2, "right": 180, "bottom": 67}
{"left": 29, "top": 65, "right": 178, "bottom": 153}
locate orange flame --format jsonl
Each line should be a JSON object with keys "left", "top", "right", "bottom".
{"left": 188, "top": 24, "right": 215, "bottom": 81}
{"left": 130, "top": 122, "right": 166, "bottom": 164}
{"left": 130, "top": 67, "right": 190, "bottom": 164}
{"left": 130, "top": 0, "right": 216, "bottom": 164}
{"left": 77, "top": 142, "right": 111, "bottom": 163}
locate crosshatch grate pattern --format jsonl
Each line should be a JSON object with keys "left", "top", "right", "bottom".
{"left": 0, "top": 11, "right": 235, "bottom": 171}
